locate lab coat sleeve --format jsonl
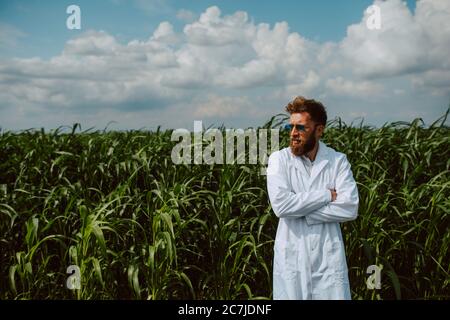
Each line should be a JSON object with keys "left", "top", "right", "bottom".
{"left": 267, "top": 151, "right": 332, "bottom": 218}
{"left": 305, "top": 154, "right": 359, "bottom": 225}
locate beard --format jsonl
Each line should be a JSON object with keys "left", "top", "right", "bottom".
{"left": 290, "top": 129, "right": 317, "bottom": 157}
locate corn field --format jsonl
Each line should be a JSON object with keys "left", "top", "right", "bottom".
{"left": 1, "top": 110, "right": 449, "bottom": 300}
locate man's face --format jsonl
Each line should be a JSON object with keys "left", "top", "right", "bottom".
{"left": 289, "top": 112, "right": 322, "bottom": 157}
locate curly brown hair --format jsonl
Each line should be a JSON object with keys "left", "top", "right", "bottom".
{"left": 285, "top": 96, "right": 327, "bottom": 126}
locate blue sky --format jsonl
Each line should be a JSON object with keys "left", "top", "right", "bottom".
{"left": 1, "top": 0, "right": 416, "bottom": 58}
{"left": 1, "top": 0, "right": 449, "bottom": 131}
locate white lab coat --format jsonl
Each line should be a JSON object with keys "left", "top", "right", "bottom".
{"left": 267, "top": 141, "right": 359, "bottom": 300}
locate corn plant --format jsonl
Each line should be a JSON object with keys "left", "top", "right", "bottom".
{"left": 0, "top": 108, "right": 448, "bottom": 299}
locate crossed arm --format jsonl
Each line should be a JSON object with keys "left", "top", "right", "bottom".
{"left": 266, "top": 152, "right": 359, "bottom": 225}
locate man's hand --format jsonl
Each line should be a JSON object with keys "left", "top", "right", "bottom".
{"left": 330, "top": 189, "right": 337, "bottom": 202}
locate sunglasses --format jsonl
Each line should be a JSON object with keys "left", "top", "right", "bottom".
{"left": 284, "top": 124, "right": 307, "bottom": 132}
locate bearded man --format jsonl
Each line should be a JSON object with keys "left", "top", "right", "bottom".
{"left": 266, "top": 96, "right": 359, "bottom": 300}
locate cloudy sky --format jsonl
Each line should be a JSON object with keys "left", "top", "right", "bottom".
{"left": 1, "top": 0, "right": 449, "bottom": 131}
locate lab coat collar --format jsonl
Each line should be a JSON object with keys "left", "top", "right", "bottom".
{"left": 291, "top": 140, "right": 330, "bottom": 188}
{"left": 310, "top": 141, "right": 329, "bottom": 185}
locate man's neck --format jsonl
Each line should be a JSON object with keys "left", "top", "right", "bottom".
{"left": 306, "top": 142, "right": 319, "bottom": 162}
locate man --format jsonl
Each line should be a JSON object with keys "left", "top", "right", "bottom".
{"left": 266, "top": 96, "right": 359, "bottom": 300}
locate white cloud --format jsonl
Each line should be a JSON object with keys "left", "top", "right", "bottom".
{"left": 151, "top": 21, "right": 179, "bottom": 44}
{"left": 340, "top": 0, "right": 450, "bottom": 79}
{"left": 64, "top": 30, "right": 119, "bottom": 56}
{"left": 340, "top": 0, "right": 426, "bottom": 76}
{"left": 193, "top": 95, "right": 256, "bottom": 119}
{"left": 217, "top": 59, "right": 277, "bottom": 89}
{"left": 276, "top": 70, "right": 321, "bottom": 100}
{"left": 415, "top": 0, "right": 450, "bottom": 67}
{"left": 412, "top": 70, "right": 450, "bottom": 96}
{"left": 326, "top": 77, "right": 383, "bottom": 97}
{"left": 0, "top": 2, "right": 449, "bottom": 130}
{"left": 184, "top": 6, "right": 252, "bottom": 47}
{"left": 176, "top": 9, "right": 197, "bottom": 23}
